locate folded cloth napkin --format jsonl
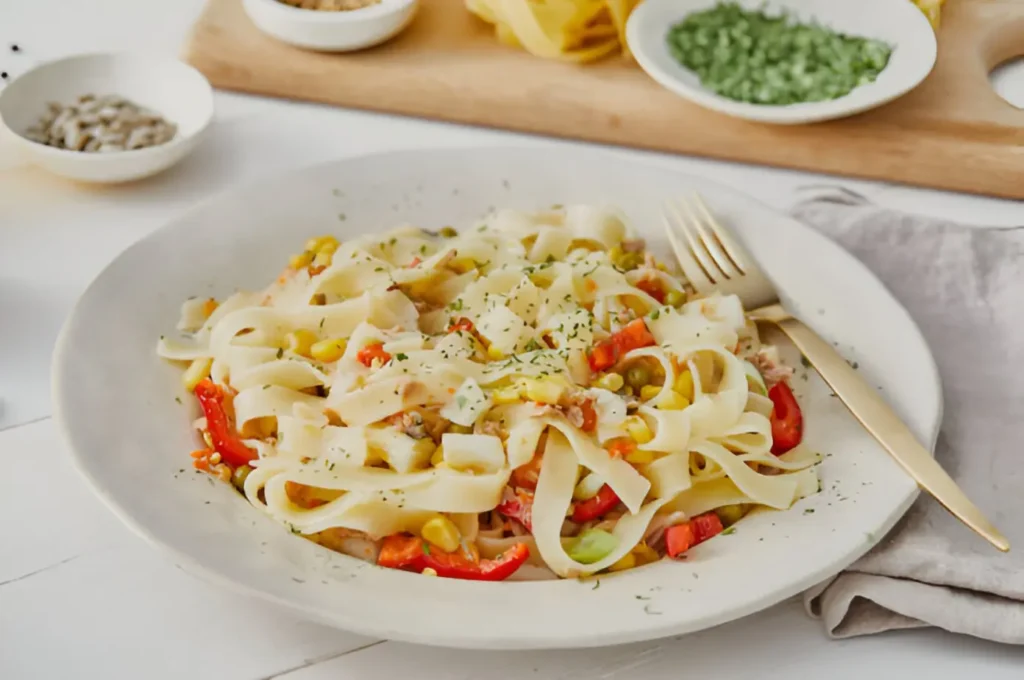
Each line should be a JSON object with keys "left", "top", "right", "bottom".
{"left": 787, "top": 188, "right": 1024, "bottom": 644}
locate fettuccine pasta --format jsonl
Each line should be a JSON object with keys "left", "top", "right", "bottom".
{"left": 158, "top": 204, "right": 818, "bottom": 581}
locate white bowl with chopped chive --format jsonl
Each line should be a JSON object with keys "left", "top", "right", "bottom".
{"left": 627, "top": 0, "right": 937, "bottom": 125}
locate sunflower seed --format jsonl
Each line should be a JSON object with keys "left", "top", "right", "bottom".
{"left": 22, "top": 93, "right": 177, "bottom": 153}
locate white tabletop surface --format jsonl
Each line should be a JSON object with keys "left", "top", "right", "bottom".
{"left": 2, "top": 2, "right": 1023, "bottom": 678}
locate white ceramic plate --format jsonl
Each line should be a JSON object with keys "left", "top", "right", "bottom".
{"left": 627, "top": 0, "right": 937, "bottom": 125}
{"left": 54, "top": 147, "right": 941, "bottom": 649}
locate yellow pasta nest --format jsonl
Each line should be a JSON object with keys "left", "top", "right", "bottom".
{"left": 466, "top": 0, "right": 641, "bottom": 63}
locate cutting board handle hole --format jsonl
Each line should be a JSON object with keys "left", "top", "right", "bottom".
{"left": 990, "top": 58, "right": 1024, "bottom": 110}
{"left": 980, "top": 16, "right": 1024, "bottom": 110}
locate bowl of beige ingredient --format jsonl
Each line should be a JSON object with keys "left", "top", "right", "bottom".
{"left": 242, "top": 0, "right": 419, "bottom": 51}
{"left": 0, "top": 53, "right": 213, "bottom": 183}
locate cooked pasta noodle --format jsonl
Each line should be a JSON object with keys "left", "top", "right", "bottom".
{"left": 158, "top": 205, "right": 818, "bottom": 581}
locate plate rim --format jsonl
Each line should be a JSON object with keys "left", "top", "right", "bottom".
{"left": 52, "top": 145, "right": 943, "bottom": 648}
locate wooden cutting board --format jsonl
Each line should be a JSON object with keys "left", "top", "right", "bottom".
{"left": 184, "top": 0, "right": 1024, "bottom": 199}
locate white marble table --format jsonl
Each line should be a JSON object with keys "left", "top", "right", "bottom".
{"left": 2, "top": 3, "right": 1023, "bottom": 677}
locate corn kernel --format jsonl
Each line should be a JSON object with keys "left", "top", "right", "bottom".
{"left": 202, "top": 430, "right": 214, "bottom": 449}
{"left": 289, "top": 251, "right": 314, "bottom": 270}
{"left": 624, "top": 416, "right": 653, "bottom": 444}
{"left": 286, "top": 329, "right": 317, "bottom": 357}
{"left": 431, "top": 445, "right": 445, "bottom": 467}
{"left": 674, "top": 370, "right": 695, "bottom": 400}
{"left": 487, "top": 345, "right": 505, "bottom": 361}
{"left": 421, "top": 516, "right": 461, "bottom": 553}
{"left": 182, "top": 357, "right": 213, "bottom": 392}
{"left": 305, "top": 235, "right": 338, "bottom": 253}
{"left": 317, "top": 237, "right": 339, "bottom": 254}
{"left": 656, "top": 390, "right": 691, "bottom": 411}
{"left": 422, "top": 567, "right": 438, "bottom": 577}
{"left": 201, "top": 298, "right": 219, "bottom": 318}
{"left": 632, "top": 542, "right": 660, "bottom": 565}
{"left": 520, "top": 377, "right": 566, "bottom": 405}
{"left": 492, "top": 387, "right": 522, "bottom": 405}
{"left": 608, "top": 552, "right": 636, "bottom": 572}
{"left": 639, "top": 385, "right": 662, "bottom": 402}
{"left": 312, "top": 249, "right": 333, "bottom": 270}
{"left": 625, "top": 448, "right": 655, "bottom": 465}
{"left": 310, "top": 337, "right": 347, "bottom": 363}
{"left": 594, "top": 372, "right": 624, "bottom": 392}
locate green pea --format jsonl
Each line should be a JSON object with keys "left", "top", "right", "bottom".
{"left": 625, "top": 364, "right": 652, "bottom": 390}
{"left": 231, "top": 465, "right": 252, "bottom": 492}
{"left": 618, "top": 253, "right": 643, "bottom": 271}
{"left": 664, "top": 289, "right": 685, "bottom": 307}
{"left": 715, "top": 504, "right": 749, "bottom": 527}
{"left": 439, "top": 226, "right": 458, "bottom": 238}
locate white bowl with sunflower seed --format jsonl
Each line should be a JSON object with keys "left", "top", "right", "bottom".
{"left": 0, "top": 53, "right": 213, "bottom": 183}
{"left": 242, "top": 0, "right": 420, "bottom": 52}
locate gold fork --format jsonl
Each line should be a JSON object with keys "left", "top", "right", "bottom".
{"left": 663, "top": 194, "right": 1010, "bottom": 552}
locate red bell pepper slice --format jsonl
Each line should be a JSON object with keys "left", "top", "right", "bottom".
{"left": 665, "top": 511, "right": 725, "bottom": 558}
{"left": 587, "top": 319, "right": 656, "bottom": 372}
{"left": 377, "top": 534, "right": 529, "bottom": 581}
{"left": 356, "top": 342, "right": 391, "bottom": 367}
{"left": 497, "top": 492, "right": 534, "bottom": 532}
{"left": 571, "top": 484, "right": 620, "bottom": 523}
{"left": 193, "top": 379, "right": 257, "bottom": 467}
{"left": 768, "top": 381, "right": 803, "bottom": 455}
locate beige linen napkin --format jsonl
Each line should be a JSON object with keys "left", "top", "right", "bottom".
{"left": 788, "top": 188, "right": 1024, "bottom": 643}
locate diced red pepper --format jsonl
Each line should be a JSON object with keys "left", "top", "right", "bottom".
{"left": 587, "top": 319, "right": 656, "bottom": 372}
{"left": 604, "top": 438, "right": 636, "bottom": 459}
{"left": 497, "top": 492, "right": 534, "bottom": 532}
{"left": 665, "top": 523, "right": 695, "bottom": 558}
{"left": 635, "top": 278, "right": 666, "bottom": 303}
{"left": 571, "top": 484, "right": 620, "bottom": 523}
{"left": 690, "top": 512, "right": 724, "bottom": 544}
{"left": 448, "top": 317, "right": 475, "bottom": 334}
{"left": 193, "top": 379, "right": 257, "bottom": 467}
{"left": 616, "top": 318, "right": 657, "bottom": 351}
{"left": 768, "top": 381, "right": 803, "bottom": 454}
{"left": 377, "top": 534, "right": 529, "bottom": 581}
{"left": 509, "top": 454, "right": 542, "bottom": 490}
{"left": 356, "top": 343, "right": 391, "bottom": 367}
{"left": 407, "top": 256, "right": 422, "bottom": 268}
{"left": 579, "top": 398, "right": 597, "bottom": 432}
{"left": 377, "top": 534, "right": 424, "bottom": 569}
{"left": 587, "top": 339, "right": 620, "bottom": 372}
{"left": 665, "top": 511, "right": 725, "bottom": 559}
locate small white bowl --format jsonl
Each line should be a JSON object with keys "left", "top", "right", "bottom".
{"left": 627, "top": 0, "right": 937, "bottom": 125}
{"left": 242, "top": 0, "right": 419, "bottom": 52}
{"left": 0, "top": 53, "right": 213, "bottom": 183}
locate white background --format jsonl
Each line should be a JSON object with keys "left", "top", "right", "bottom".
{"left": 1, "top": 2, "right": 1023, "bottom": 677}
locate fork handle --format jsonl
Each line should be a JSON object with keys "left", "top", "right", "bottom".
{"left": 771, "top": 315, "right": 1010, "bottom": 552}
